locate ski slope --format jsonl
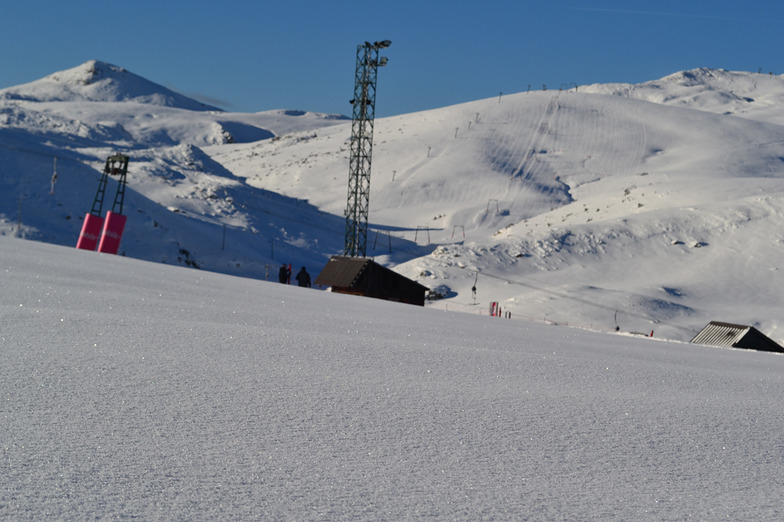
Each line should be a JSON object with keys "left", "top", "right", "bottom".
{"left": 211, "top": 84, "right": 784, "bottom": 341}
{"left": 4, "top": 235, "right": 784, "bottom": 519}
{"left": 3, "top": 61, "right": 784, "bottom": 342}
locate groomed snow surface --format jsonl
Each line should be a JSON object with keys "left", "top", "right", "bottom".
{"left": 3, "top": 236, "right": 784, "bottom": 520}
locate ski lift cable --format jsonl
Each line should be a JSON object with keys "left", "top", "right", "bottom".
{"left": 0, "top": 140, "right": 69, "bottom": 160}
{"left": 456, "top": 265, "right": 695, "bottom": 335}
{"left": 0, "top": 140, "right": 698, "bottom": 336}
{"left": 379, "top": 225, "right": 692, "bottom": 334}
{"left": 0, "top": 140, "right": 121, "bottom": 175}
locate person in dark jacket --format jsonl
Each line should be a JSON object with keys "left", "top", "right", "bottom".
{"left": 295, "top": 267, "right": 311, "bottom": 287}
{"left": 278, "top": 264, "right": 290, "bottom": 284}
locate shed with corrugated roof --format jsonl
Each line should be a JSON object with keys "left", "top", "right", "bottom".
{"left": 690, "top": 321, "right": 783, "bottom": 353}
{"left": 314, "top": 256, "right": 427, "bottom": 306}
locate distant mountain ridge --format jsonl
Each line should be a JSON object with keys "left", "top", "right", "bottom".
{"left": 0, "top": 60, "right": 348, "bottom": 147}
{"left": 583, "top": 67, "right": 784, "bottom": 123}
{"left": 0, "top": 60, "right": 222, "bottom": 111}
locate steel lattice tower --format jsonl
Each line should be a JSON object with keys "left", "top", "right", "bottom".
{"left": 344, "top": 40, "right": 390, "bottom": 257}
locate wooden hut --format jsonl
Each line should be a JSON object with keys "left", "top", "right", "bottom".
{"left": 314, "top": 256, "right": 427, "bottom": 306}
{"left": 690, "top": 321, "right": 784, "bottom": 354}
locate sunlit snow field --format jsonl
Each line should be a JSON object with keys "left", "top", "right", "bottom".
{"left": 3, "top": 236, "right": 784, "bottom": 519}
{"left": 5, "top": 62, "right": 784, "bottom": 342}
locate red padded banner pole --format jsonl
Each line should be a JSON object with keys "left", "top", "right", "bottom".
{"left": 97, "top": 211, "right": 127, "bottom": 254}
{"left": 76, "top": 213, "right": 105, "bottom": 251}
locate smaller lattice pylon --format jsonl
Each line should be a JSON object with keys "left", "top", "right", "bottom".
{"left": 76, "top": 154, "right": 129, "bottom": 254}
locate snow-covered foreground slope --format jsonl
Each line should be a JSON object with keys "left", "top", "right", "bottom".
{"left": 3, "top": 236, "right": 784, "bottom": 519}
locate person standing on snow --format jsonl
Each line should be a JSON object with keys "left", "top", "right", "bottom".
{"left": 295, "top": 267, "right": 311, "bottom": 288}
{"left": 278, "top": 264, "right": 290, "bottom": 284}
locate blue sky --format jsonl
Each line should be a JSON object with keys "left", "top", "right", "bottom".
{"left": 1, "top": 0, "right": 783, "bottom": 118}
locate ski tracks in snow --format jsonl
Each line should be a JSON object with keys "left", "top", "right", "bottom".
{"left": 478, "top": 92, "right": 648, "bottom": 207}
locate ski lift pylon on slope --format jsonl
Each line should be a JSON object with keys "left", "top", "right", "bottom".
{"left": 76, "top": 154, "right": 129, "bottom": 254}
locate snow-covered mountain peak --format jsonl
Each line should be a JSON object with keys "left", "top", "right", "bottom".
{"left": 46, "top": 59, "right": 124, "bottom": 86}
{"left": 660, "top": 67, "right": 730, "bottom": 85}
{"left": 0, "top": 60, "right": 221, "bottom": 111}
